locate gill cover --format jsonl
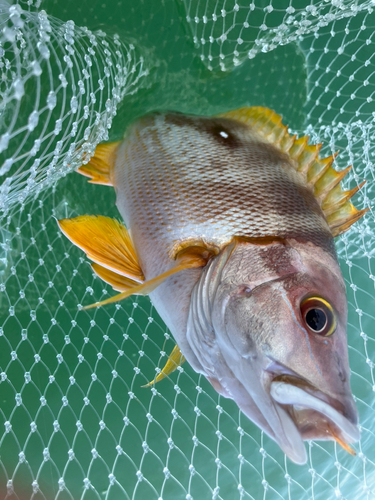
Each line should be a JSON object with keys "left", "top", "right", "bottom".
{"left": 186, "top": 239, "right": 359, "bottom": 464}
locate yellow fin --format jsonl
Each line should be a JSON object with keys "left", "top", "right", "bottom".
{"left": 314, "top": 165, "right": 352, "bottom": 200}
{"left": 218, "top": 107, "right": 291, "bottom": 150}
{"left": 322, "top": 181, "right": 366, "bottom": 216}
{"left": 57, "top": 215, "right": 144, "bottom": 282}
{"left": 288, "top": 135, "right": 309, "bottom": 160}
{"left": 297, "top": 143, "right": 323, "bottom": 174}
{"left": 77, "top": 141, "right": 120, "bottom": 185}
{"left": 306, "top": 153, "right": 336, "bottom": 183}
{"left": 217, "top": 106, "right": 368, "bottom": 236}
{"left": 328, "top": 205, "right": 369, "bottom": 237}
{"left": 91, "top": 263, "right": 142, "bottom": 292}
{"left": 142, "top": 345, "right": 186, "bottom": 387}
{"left": 82, "top": 248, "right": 209, "bottom": 310}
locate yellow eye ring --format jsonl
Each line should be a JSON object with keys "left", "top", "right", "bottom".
{"left": 300, "top": 296, "right": 336, "bottom": 337}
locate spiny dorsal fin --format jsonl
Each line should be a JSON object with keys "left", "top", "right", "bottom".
{"left": 218, "top": 106, "right": 368, "bottom": 237}
{"left": 77, "top": 141, "right": 121, "bottom": 186}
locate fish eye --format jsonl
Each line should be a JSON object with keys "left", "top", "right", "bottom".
{"left": 300, "top": 297, "right": 336, "bottom": 337}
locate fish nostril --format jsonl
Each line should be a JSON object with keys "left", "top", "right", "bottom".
{"left": 237, "top": 285, "right": 252, "bottom": 297}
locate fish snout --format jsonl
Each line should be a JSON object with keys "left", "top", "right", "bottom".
{"left": 269, "top": 374, "right": 359, "bottom": 454}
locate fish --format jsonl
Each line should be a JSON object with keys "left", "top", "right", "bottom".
{"left": 58, "top": 106, "right": 368, "bottom": 464}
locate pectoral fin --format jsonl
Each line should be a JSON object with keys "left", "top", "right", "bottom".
{"left": 57, "top": 215, "right": 144, "bottom": 282}
{"left": 58, "top": 215, "right": 212, "bottom": 310}
{"left": 82, "top": 251, "right": 208, "bottom": 310}
{"left": 91, "top": 263, "right": 142, "bottom": 292}
{"left": 143, "top": 344, "right": 186, "bottom": 387}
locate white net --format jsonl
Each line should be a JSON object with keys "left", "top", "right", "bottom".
{"left": 0, "top": 1, "right": 374, "bottom": 499}
{"left": 0, "top": 1, "right": 147, "bottom": 214}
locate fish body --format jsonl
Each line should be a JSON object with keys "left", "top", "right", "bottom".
{"left": 60, "top": 107, "right": 367, "bottom": 464}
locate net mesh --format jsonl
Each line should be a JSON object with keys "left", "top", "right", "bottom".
{"left": 0, "top": 0, "right": 374, "bottom": 499}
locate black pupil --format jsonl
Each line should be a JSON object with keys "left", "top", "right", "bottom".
{"left": 305, "top": 308, "right": 327, "bottom": 332}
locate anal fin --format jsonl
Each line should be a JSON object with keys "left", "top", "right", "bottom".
{"left": 77, "top": 141, "right": 121, "bottom": 186}
{"left": 143, "top": 345, "right": 186, "bottom": 387}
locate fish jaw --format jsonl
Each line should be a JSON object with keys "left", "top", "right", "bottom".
{"left": 186, "top": 239, "right": 359, "bottom": 464}
{"left": 204, "top": 350, "right": 359, "bottom": 464}
{"left": 270, "top": 379, "right": 359, "bottom": 445}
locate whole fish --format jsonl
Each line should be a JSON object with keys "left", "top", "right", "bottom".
{"left": 58, "top": 107, "right": 367, "bottom": 464}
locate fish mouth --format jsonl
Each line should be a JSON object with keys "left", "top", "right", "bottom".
{"left": 267, "top": 373, "right": 359, "bottom": 464}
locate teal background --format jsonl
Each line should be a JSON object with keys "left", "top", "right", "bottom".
{"left": 0, "top": 1, "right": 374, "bottom": 499}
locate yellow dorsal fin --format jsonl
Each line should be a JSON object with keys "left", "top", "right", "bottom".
{"left": 306, "top": 153, "right": 337, "bottom": 184}
{"left": 218, "top": 107, "right": 290, "bottom": 150}
{"left": 77, "top": 141, "right": 121, "bottom": 186}
{"left": 217, "top": 106, "right": 368, "bottom": 237}
{"left": 321, "top": 181, "right": 366, "bottom": 216}
{"left": 57, "top": 215, "right": 144, "bottom": 282}
{"left": 327, "top": 205, "right": 370, "bottom": 237}
{"left": 142, "top": 344, "right": 186, "bottom": 388}
{"left": 288, "top": 135, "right": 309, "bottom": 160}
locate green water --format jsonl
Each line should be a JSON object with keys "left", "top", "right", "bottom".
{"left": 1, "top": 1, "right": 375, "bottom": 499}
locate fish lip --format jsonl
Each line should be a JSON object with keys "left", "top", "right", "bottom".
{"left": 270, "top": 380, "right": 360, "bottom": 444}
{"left": 266, "top": 358, "right": 355, "bottom": 419}
{"left": 265, "top": 361, "right": 359, "bottom": 446}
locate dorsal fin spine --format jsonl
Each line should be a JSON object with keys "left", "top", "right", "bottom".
{"left": 272, "top": 124, "right": 288, "bottom": 146}
{"left": 306, "top": 154, "right": 335, "bottom": 183}
{"left": 322, "top": 181, "right": 366, "bottom": 216}
{"left": 330, "top": 208, "right": 369, "bottom": 237}
{"left": 216, "top": 106, "right": 367, "bottom": 236}
{"left": 289, "top": 136, "right": 309, "bottom": 160}
{"left": 314, "top": 165, "right": 352, "bottom": 200}
{"left": 280, "top": 133, "right": 296, "bottom": 153}
{"left": 297, "top": 143, "right": 322, "bottom": 174}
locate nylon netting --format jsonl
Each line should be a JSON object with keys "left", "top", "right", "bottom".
{"left": 0, "top": 1, "right": 374, "bottom": 499}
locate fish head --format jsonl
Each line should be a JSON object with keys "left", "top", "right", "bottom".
{"left": 187, "top": 239, "right": 359, "bottom": 464}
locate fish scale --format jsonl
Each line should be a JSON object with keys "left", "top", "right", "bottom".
{"left": 114, "top": 112, "right": 334, "bottom": 277}
{"left": 59, "top": 107, "right": 366, "bottom": 464}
